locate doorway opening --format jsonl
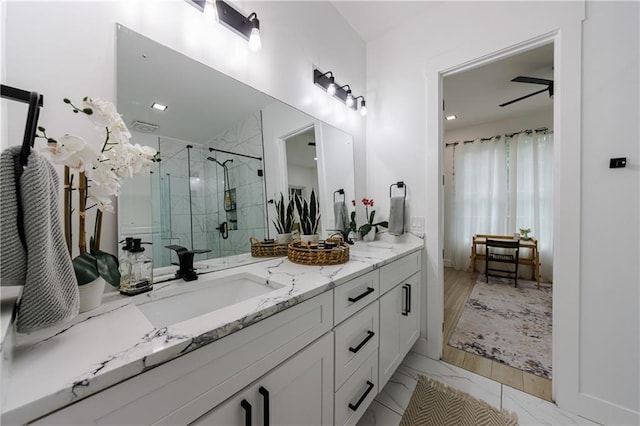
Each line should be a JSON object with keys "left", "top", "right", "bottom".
{"left": 441, "top": 43, "right": 554, "bottom": 401}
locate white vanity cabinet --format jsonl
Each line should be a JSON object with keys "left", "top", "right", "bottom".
{"left": 191, "top": 332, "right": 334, "bottom": 426}
{"left": 27, "top": 248, "right": 423, "bottom": 426}
{"left": 378, "top": 252, "right": 421, "bottom": 389}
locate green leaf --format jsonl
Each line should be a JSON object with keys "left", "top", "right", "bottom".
{"left": 369, "top": 210, "right": 375, "bottom": 225}
{"left": 95, "top": 251, "right": 120, "bottom": 287}
{"left": 72, "top": 253, "right": 100, "bottom": 285}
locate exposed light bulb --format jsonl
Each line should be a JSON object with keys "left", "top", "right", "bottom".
{"left": 327, "top": 76, "right": 336, "bottom": 95}
{"left": 346, "top": 91, "right": 354, "bottom": 107}
{"left": 360, "top": 100, "right": 367, "bottom": 116}
{"left": 248, "top": 27, "right": 261, "bottom": 52}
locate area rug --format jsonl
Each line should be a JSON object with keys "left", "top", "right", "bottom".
{"left": 400, "top": 375, "right": 518, "bottom": 426}
{"left": 448, "top": 276, "right": 552, "bottom": 379}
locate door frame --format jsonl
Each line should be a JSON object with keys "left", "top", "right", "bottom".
{"left": 418, "top": 23, "right": 583, "bottom": 413}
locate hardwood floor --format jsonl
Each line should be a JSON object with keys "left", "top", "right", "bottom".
{"left": 441, "top": 267, "right": 553, "bottom": 401}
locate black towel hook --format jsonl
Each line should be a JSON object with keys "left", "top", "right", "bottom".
{"left": 20, "top": 91, "right": 41, "bottom": 166}
{"left": 1, "top": 84, "right": 44, "bottom": 166}
{"left": 389, "top": 181, "right": 407, "bottom": 198}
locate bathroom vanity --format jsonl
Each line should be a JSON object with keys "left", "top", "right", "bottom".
{"left": 1, "top": 236, "right": 423, "bottom": 425}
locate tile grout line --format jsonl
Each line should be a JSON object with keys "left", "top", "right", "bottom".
{"left": 373, "top": 397, "right": 405, "bottom": 417}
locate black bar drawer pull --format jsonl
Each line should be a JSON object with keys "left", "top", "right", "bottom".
{"left": 240, "top": 399, "right": 252, "bottom": 426}
{"left": 407, "top": 283, "right": 412, "bottom": 314}
{"left": 348, "top": 287, "right": 375, "bottom": 303}
{"left": 348, "top": 380, "right": 375, "bottom": 411}
{"left": 259, "top": 386, "right": 270, "bottom": 426}
{"left": 402, "top": 284, "right": 409, "bottom": 316}
{"left": 349, "top": 330, "right": 375, "bottom": 353}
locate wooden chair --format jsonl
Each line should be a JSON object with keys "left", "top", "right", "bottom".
{"left": 485, "top": 239, "right": 520, "bottom": 287}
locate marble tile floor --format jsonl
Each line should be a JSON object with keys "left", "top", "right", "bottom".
{"left": 357, "top": 351, "right": 600, "bottom": 426}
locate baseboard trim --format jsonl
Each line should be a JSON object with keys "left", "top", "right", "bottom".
{"left": 578, "top": 392, "right": 639, "bottom": 425}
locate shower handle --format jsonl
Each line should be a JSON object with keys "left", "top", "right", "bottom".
{"left": 218, "top": 221, "right": 229, "bottom": 239}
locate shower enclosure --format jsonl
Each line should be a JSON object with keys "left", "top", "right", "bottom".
{"left": 151, "top": 139, "right": 268, "bottom": 268}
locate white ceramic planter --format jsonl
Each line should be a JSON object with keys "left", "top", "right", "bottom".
{"left": 276, "top": 233, "right": 293, "bottom": 244}
{"left": 362, "top": 227, "right": 377, "bottom": 242}
{"left": 78, "top": 276, "right": 106, "bottom": 313}
{"left": 300, "top": 234, "right": 320, "bottom": 244}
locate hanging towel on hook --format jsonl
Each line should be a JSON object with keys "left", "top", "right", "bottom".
{"left": 334, "top": 200, "right": 348, "bottom": 233}
{"left": 388, "top": 196, "right": 405, "bottom": 236}
{"left": 1, "top": 147, "right": 27, "bottom": 285}
{"left": 0, "top": 146, "right": 79, "bottom": 333}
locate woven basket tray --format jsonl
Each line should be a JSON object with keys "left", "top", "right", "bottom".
{"left": 287, "top": 238, "right": 350, "bottom": 266}
{"left": 250, "top": 237, "right": 288, "bottom": 257}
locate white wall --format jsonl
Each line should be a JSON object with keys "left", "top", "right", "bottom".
{"left": 2, "top": 0, "right": 366, "bottom": 255}
{"left": 367, "top": 1, "right": 638, "bottom": 424}
{"left": 578, "top": 1, "right": 639, "bottom": 423}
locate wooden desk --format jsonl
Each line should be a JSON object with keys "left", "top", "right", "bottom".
{"left": 469, "top": 234, "right": 541, "bottom": 287}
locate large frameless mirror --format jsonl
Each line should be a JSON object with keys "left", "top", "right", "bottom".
{"left": 116, "top": 24, "right": 356, "bottom": 281}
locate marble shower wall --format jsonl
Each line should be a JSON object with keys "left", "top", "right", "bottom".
{"left": 207, "top": 112, "right": 267, "bottom": 258}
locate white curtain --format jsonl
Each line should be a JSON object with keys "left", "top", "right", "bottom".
{"left": 445, "top": 131, "right": 554, "bottom": 282}
{"left": 450, "top": 137, "right": 508, "bottom": 270}
{"left": 512, "top": 131, "right": 554, "bottom": 281}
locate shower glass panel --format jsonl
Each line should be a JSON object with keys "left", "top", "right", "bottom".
{"left": 151, "top": 140, "right": 267, "bottom": 268}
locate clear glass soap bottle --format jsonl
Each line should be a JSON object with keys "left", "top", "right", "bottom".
{"left": 120, "top": 239, "right": 153, "bottom": 296}
{"left": 119, "top": 237, "right": 134, "bottom": 291}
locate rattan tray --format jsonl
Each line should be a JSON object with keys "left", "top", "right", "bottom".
{"left": 287, "top": 238, "right": 350, "bottom": 265}
{"left": 250, "top": 237, "right": 288, "bottom": 257}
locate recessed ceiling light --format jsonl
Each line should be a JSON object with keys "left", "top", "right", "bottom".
{"left": 445, "top": 115, "right": 457, "bottom": 121}
{"left": 151, "top": 102, "right": 168, "bottom": 111}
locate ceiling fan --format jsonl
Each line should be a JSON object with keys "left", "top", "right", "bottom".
{"left": 499, "top": 76, "right": 554, "bottom": 107}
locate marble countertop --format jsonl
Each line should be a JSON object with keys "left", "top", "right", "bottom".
{"left": 1, "top": 235, "right": 423, "bottom": 425}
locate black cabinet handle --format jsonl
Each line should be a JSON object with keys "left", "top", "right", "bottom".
{"left": 348, "top": 381, "right": 375, "bottom": 411}
{"left": 348, "top": 287, "right": 374, "bottom": 303}
{"left": 402, "top": 284, "right": 409, "bottom": 316}
{"left": 407, "top": 283, "right": 411, "bottom": 314}
{"left": 259, "top": 386, "right": 270, "bottom": 426}
{"left": 240, "top": 399, "right": 252, "bottom": 426}
{"left": 349, "top": 330, "right": 375, "bottom": 353}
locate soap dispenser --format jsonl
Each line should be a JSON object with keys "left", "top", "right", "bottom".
{"left": 119, "top": 237, "right": 134, "bottom": 291}
{"left": 120, "top": 239, "right": 153, "bottom": 296}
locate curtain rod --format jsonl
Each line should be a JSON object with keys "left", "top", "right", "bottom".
{"left": 445, "top": 127, "right": 551, "bottom": 147}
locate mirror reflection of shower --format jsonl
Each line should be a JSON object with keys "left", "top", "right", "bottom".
{"left": 151, "top": 137, "right": 267, "bottom": 268}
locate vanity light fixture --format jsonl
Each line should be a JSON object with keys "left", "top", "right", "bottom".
{"left": 151, "top": 102, "right": 168, "bottom": 111}
{"left": 314, "top": 69, "right": 364, "bottom": 112}
{"left": 215, "top": 0, "right": 262, "bottom": 52}
{"left": 445, "top": 115, "right": 457, "bottom": 121}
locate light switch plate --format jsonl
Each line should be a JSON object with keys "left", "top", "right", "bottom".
{"left": 410, "top": 216, "right": 424, "bottom": 231}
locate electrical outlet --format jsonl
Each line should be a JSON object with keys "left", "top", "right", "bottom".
{"left": 410, "top": 216, "right": 424, "bottom": 231}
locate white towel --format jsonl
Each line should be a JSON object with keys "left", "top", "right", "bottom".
{"left": 333, "top": 201, "right": 348, "bottom": 232}
{"left": 388, "top": 196, "right": 405, "bottom": 235}
{"left": 1, "top": 147, "right": 79, "bottom": 333}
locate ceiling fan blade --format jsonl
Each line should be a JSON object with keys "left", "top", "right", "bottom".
{"left": 499, "top": 87, "right": 550, "bottom": 107}
{"left": 512, "top": 76, "right": 553, "bottom": 85}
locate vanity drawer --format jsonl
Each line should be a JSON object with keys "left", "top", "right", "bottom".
{"left": 379, "top": 250, "right": 421, "bottom": 295}
{"left": 334, "top": 351, "right": 378, "bottom": 426}
{"left": 334, "top": 301, "right": 379, "bottom": 391}
{"left": 334, "top": 270, "right": 379, "bottom": 324}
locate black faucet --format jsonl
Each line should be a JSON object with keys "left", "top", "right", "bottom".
{"left": 165, "top": 245, "right": 212, "bottom": 281}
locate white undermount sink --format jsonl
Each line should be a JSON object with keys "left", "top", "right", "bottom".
{"left": 136, "top": 272, "right": 284, "bottom": 328}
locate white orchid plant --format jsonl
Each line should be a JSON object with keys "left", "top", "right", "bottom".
{"left": 38, "top": 97, "right": 157, "bottom": 287}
